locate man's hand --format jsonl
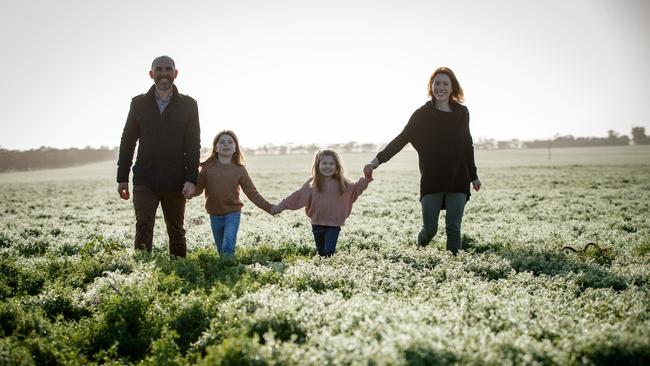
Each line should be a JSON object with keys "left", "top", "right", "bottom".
{"left": 182, "top": 182, "right": 196, "bottom": 199}
{"left": 118, "top": 182, "right": 130, "bottom": 200}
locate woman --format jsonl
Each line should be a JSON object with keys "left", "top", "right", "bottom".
{"left": 364, "top": 67, "right": 481, "bottom": 255}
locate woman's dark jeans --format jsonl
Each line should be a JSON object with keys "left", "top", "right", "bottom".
{"left": 418, "top": 192, "right": 467, "bottom": 255}
{"left": 311, "top": 225, "right": 341, "bottom": 257}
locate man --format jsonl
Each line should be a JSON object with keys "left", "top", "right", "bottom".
{"left": 117, "top": 55, "right": 200, "bottom": 258}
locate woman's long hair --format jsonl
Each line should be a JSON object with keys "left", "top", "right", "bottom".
{"left": 311, "top": 149, "right": 350, "bottom": 194}
{"left": 427, "top": 67, "right": 464, "bottom": 104}
{"left": 201, "top": 130, "right": 245, "bottom": 166}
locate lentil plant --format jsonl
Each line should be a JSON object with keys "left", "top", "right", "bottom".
{"left": 1, "top": 146, "right": 649, "bottom": 365}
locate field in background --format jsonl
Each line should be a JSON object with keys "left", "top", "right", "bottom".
{"left": 1, "top": 146, "right": 649, "bottom": 364}
{"left": 2, "top": 145, "right": 649, "bottom": 183}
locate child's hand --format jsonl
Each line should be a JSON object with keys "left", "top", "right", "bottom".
{"left": 270, "top": 204, "right": 283, "bottom": 215}
{"left": 364, "top": 158, "right": 378, "bottom": 180}
{"left": 363, "top": 164, "right": 374, "bottom": 180}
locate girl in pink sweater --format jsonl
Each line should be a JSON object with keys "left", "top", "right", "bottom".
{"left": 272, "top": 150, "right": 372, "bottom": 257}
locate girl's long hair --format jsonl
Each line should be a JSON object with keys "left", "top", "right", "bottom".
{"left": 427, "top": 66, "right": 464, "bottom": 104}
{"left": 201, "top": 130, "right": 245, "bottom": 166}
{"left": 311, "top": 149, "right": 350, "bottom": 194}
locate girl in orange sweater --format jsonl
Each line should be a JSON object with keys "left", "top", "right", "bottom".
{"left": 272, "top": 150, "right": 372, "bottom": 257}
{"left": 195, "top": 130, "right": 272, "bottom": 258}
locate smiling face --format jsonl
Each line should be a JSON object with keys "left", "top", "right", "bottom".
{"left": 216, "top": 134, "right": 236, "bottom": 158}
{"left": 149, "top": 57, "right": 177, "bottom": 92}
{"left": 431, "top": 73, "right": 453, "bottom": 103}
{"left": 318, "top": 155, "right": 337, "bottom": 177}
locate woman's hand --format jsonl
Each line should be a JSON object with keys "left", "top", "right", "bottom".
{"left": 471, "top": 179, "right": 481, "bottom": 191}
{"left": 363, "top": 164, "right": 374, "bottom": 180}
{"left": 364, "top": 158, "right": 379, "bottom": 179}
{"left": 117, "top": 182, "right": 130, "bottom": 200}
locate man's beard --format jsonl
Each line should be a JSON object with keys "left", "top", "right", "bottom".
{"left": 155, "top": 77, "right": 173, "bottom": 90}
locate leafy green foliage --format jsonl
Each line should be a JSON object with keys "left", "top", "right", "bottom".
{"left": 403, "top": 344, "right": 458, "bottom": 366}
{"left": 200, "top": 336, "right": 267, "bottom": 366}
{"left": 0, "top": 148, "right": 649, "bottom": 365}
{"left": 88, "top": 286, "right": 162, "bottom": 361}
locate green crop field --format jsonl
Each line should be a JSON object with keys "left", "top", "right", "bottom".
{"left": 1, "top": 146, "right": 649, "bottom": 365}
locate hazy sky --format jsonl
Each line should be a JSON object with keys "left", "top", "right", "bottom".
{"left": 1, "top": 0, "right": 648, "bottom": 150}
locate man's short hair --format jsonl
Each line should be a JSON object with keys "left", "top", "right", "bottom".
{"left": 151, "top": 55, "right": 176, "bottom": 70}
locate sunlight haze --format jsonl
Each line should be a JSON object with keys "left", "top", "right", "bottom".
{"left": 1, "top": 0, "right": 648, "bottom": 150}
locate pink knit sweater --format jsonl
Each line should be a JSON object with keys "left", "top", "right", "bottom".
{"left": 279, "top": 177, "right": 371, "bottom": 227}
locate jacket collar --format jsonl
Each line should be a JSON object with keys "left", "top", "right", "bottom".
{"left": 145, "top": 84, "right": 180, "bottom": 103}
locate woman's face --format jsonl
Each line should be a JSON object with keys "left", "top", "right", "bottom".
{"left": 432, "top": 73, "right": 453, "bottom": 102}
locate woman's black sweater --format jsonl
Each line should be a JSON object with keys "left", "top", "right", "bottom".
{"left": 376, "top": 100, "right": 478, "bottom": 200}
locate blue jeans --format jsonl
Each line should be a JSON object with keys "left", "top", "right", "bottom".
{"left": 209, "top": 211, "right": 241, "bottom": 257}
{"left": 311, "top": 225, "right": 341, "bottom": 257}
{"left": 418, "top": 193, "right": 467, "bottom": 255}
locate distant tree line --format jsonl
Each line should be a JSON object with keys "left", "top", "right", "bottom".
{"left": 476, "top": 127, "right": 650, "bottom": 150}
{"left": 631, "top": 126, "right": 650, "bottom": 145}
{"left": 1, "top": 127, "right": 648, "bottom": 173}
{"left": 0, "top": 146, "right": 118, "bottom": 173}
{"left": 244, "top": 127, "right": 649, "bottom": 154}
{"left": 239, "top": 142, "right": 395, "bottom": 156}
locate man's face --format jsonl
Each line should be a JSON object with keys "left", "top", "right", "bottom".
{"left": 149, "top": 59, "right": 178, "bottom": 91}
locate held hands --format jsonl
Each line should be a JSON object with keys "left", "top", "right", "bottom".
{"left": 118, "top": 182, "right": 130, "bottom": 200}
{"left": 363, "top": 164, "right": 374, "bottom": 180}
{"left": 471, "top": 178, "right": 482, "bottom": 192}
{"left": 182, "top": 182, "right": 197, "bottom": 200}
{"left": 270, "top": 204, "right": 284, "bottom": 216}
{"left": 363, "top": 158, "right": 379, "bottom": 180}
{"left": 118, "top": 182, "right": 196, "bottom": 200}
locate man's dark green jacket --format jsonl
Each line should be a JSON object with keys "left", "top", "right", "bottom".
{"left": 117, "top": 85, "right": 200, "bottom": 191}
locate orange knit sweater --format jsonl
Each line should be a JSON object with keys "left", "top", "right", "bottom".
{"left": 195, "top": 159, "right": 272, "bottom": 215}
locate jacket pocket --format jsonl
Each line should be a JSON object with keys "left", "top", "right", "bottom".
{"left": 167, "top": 118, "right": 187, "bottom": 136}
{"left": 136, "top": 114, "right": 158, "bottom": 137}
{"left": 133, "top": 158, "right": 152, "bottom": 176}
